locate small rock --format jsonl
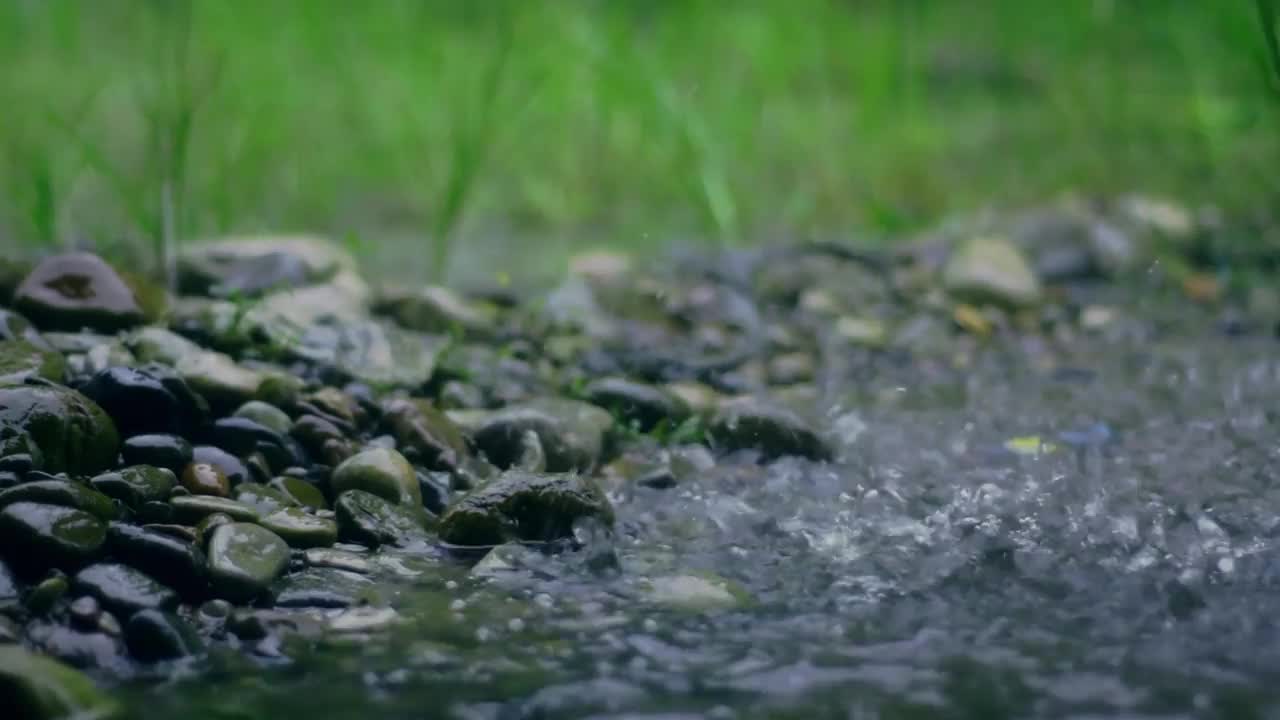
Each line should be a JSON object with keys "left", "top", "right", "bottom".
{"left": 331, "top": 447, "right": 421, "bottom": 507}
{"left": 381, "top": 397, "right": 468, "bottom": 472}
{"left": 334, "top": 490, "right": 428, "bottom": 548}
{"left": 438, "top": 471, "right": 614, "bottom": 547}
{"left": 125, "top": 609, "right": 203, "bottom": 662}
{"left": 472, "top": 398, "right": 612, "bottom": 472}
{"left": 0, "top": 340, "right": 65, "bottom": 384}
{"left": 233, "top": 482, "right": 296, "bottom": 516}
{"left": 0, "top": 559, "right": 18, "bottom": 607}
{"left": 90, "top": 466, "right": 176, "bottom": 508}
{"left": 0, "top": 383, "right": 119, "bottom": 476}
{"left": 180, "top": 463, "right": 230, "bottom": 497}
{"left": 260, "top": 507, "right": 338, "bottom": 549}
{"left": 25, "top": 574, "right": 69, "bottom": 615}
{"left": 302, "top": 547, "right": 371, "bottom": 574}
{"left": 190, "top": 445, "right": 250, "bottom": 486}
{"left": 79, "top": 365, "right": 207, "bottom": 439}
{"left": 0, "top": 480, "right": 117, "bottom": 522}
{"left": 0, "top": 502, "right": 106, "bottom": 573}
{"left": 0, "top": 643, "right": 122, "bottom": 720}
{"left": 943, "top": 236, "right": 1041, "bottom": 309}
{"left": 268, "top": 476, "right": 328, "bottom": 510}
{"left": 169, "top": 495, "right": 259, "bottom": 524}
{"left": 120, "top": 434, "right": 193, "bottom": 472}
{"left": 583, "top": 377, "right": 691, "bottom": 431}
{"left": 374, "top": 285, "right": 495, "bottom": 337}
{"left": 72, "top": 563, "right": 177, "bottom": 618}
{"left": 233, "top": 400, "right": 293, "bottom": 435}
{"left": 272, "top": 567, "right": 375, "bottom": 608}
{"left": 68, "top": 596, "right": 101, "bottom": 631}
{"left": 105, "top": 523, "right": 207, "bottom": 596}
{"left": 13, "top": 252, "right": 162, "bottom": 333}
{"left": 708, "top": 397, "right": 831, "bottom": 462}
{"left": 206, "top": 522, "right": 290, "bottom": 602}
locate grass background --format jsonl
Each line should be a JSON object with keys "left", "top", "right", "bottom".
{"left": 1, "top": 0, "right": 1278, "bottom": 281}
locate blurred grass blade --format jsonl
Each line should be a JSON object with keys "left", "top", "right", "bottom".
{"left": 1258, "top": 0, "right": 1280, "bottom": 91}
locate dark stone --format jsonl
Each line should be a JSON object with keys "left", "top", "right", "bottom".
{"left": 27, "top": 622, "right": 125, "bottom": 672}
{"left": 80, "top": 365, "right": 207, "bottom": 439}
{"left": 708, "top": 397, "right": 832, "bottom": 462}
{"left": 106, "top": 523, "right": 207, "bottom": 597}
{"left": 472, "top": 398, "right": 612, "bottom": 473}
{"left": 169, "top": 495, "right": 259, "bottom": 524}
{"left": 0, "top": 502, "right": 106, "bottom": 573}
{"left": 381, "top": 397, "right": 468, "bottom": 471}
{"left": 0, "top": 453, "right": 39, "bottom": 475}
{"left": 272, "top": 568, "right": 374, "bottom": 609}
{"left": 204, "top": 417, "right": 295, "bottom": 473}
{"left": 90, "top": 465, "right": 176, "bottom": 508}
{"left": 0, "top": 383, "right": 119, "bottom": 477}
{"left": 583, "top": 377, "right": 691, "bottom": 431}
{"left": 334, "top": 489, "right": 428, "bottom": 548}
{"left": 206, "top": 522, "right": 290, "bottom": 602}
{"left": 290, "top": 414, "right": 355, "bottom": 467}
{"left": 120, "top": 434, "right": 193, "bottom": 472}
{"left": 417, "top": 471, "right": 450, "bottom": 515}
{"left": 0, "top": 479, "right": 117, "bottom": 521}
{"left": 72, "top": 563, "right": 177, "bottom": 618}
{"left": 125, "top": 609, "right": 204, "bottom": 662}
{"left": 438, "top": 471, "right": 614, "bottom": 547}
{"left": 0, "top": 640, "right": 124, "bottom": 719}
{"left": 0, "top": 558, "right": 18, "bottom": 606}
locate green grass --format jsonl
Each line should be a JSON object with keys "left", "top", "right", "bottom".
{"left": 1, "top": 0, "right": 1278, "bottom": 279}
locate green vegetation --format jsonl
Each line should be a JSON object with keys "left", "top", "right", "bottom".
{"left": 1, "top": 1, "right": 1277, "bottom": 278}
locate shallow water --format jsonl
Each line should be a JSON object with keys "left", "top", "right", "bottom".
{"left": 115, "top": 302, "right": 1280, "bottom": 719}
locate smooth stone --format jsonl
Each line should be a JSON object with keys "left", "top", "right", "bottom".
{"left": 0, "top": 308, "right": 48, "bottom": 347}
{"left": 0, "top": 451, "right": 39, "bottom": 475}
{"left": 27, "top": 623, "right": 125, "bottom": 672}
{"left": 0, "top": 480, "right": 117, "bottom": 521}
{"left": 126, "top": 328, "right": 263, "bottom": 412}
{"left": 0, "top": 644, "right": 122, "bottom": 720}
{"left": 194, "top": 513, "right": 234, "bottom": 549}
{"left": 281, "top": 317, "right": 444, "bottom": 389}
{"left": 79, "top": 365, "right": 207, "bottom": 438}
{"left": 90, "top": 466, "right": 176, "bottom": 508}
{"left": 326, "top": 606, "right": 400, "bottom": 633}
{"left": 373, "top": 284, "right": 495, "bottom": 337}
{"left": 178, "top": 235, "right": 357, "bottom": 298}
{"left": 269, "top": 476, "right": 328, "bottom": 510}
{"left": 471, "top": 398, "right": 612, "bottom": 472}
{"left": 302, "top": 548, "right": 371, "bottom": 574}
{"left": 68, "top": 595, "right": 101, "bottom": 630}
{"left": 708, "top": 397, "right": 832, "bottom": 462}
{"left": 438, "top": 471, "right": 614, "bottom": 547}
{"left": 233, "top": 482, "right": 297, "bottom": 516}
{"left": 233, "top": 400, "right": 293, "bottom": 435}
{"left": 0, "top": 384, "right": 119, "bottom": 476}
{"left": 290, "top": 414, "right": 355, "bottom": 467}
{"left": 180, "top": 462, "right": 229, "bottom": 497}
{"left": 334, "top": 490, "right": 427, "bottom": 548}
{"left": 72, "top": 563, "right": 177, "bottom": 618}
{"left": 143, "top": 524, "right": 198, "bottom": 544}
{"left": 120, "top": 434, "right": 192, "bottom": 472}
{"left": 583, "top": 377, "right": 691, "bottom": 431}
{"left": 206, "top": 523, "right": 290, "bottom": 602}
{"left": 943, "top": 235, "right": 1042, "bottom": 308}
{"left": 260, "top": 507, "right": 337, "bottom": 549}
{"left": 381, "top": 397, "right": 468, "bottom": 472}
{"left": 0, "top": 340, "right": 65, "bottom": 384}
{"left": 169, "top": 495, "right": 259, "bottom": 524}
{"left": 191, "top": 445, "right": 250, "bottom": 486}
{"left": 107, "top": 523, "right": 207, "bottom": 595}
{"left": 331, "top": 447, "right": 421, "bottom": 507}
{"left": 272, "top": 567, "right": 376, "bottom": 608}
{"left": 124, "top": 609, "right": 204, "bottom": 662}
{"left": 0, "top": 503, "right": 106, "bottom": 573}
{"left": 204, "top": 417, "right": 294, "bottom": 473}
{"left": 13, "top": 252, "right": 161, "bottom": 333}
{"left": 417, "top": 471, "right": 450, "bottom": 515}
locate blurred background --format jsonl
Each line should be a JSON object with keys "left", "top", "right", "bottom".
{"left": 1, "top": 0, "right": 1277, "bottom": 282}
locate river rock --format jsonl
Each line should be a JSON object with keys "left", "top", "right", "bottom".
{"left": 120, "top": 434, "right": 192, "bottom": 472}
{"left": 260, "top": 507, "right": 336, "bottom": 549}
{"left": 708, "top": 397, "right": 831, "bottom": 462}
{"left": 72, "top": 563, "right": 177, "bottom": 618}
{"left": 438, "top": 471, "right": 614, "bottom": 547}
{"left": 169, "top": 495, "right": 259, "bottom": 524}
{"left": 126, "top": 328, "right": 264, "bottom": 412}
{"left": 268, "top": 476, "right": 328, "bottom": 510}
{"left": 180, "top": 462, "right": 230, "bottom": 497}
{"left": 13, "top": 252, "right": 163, "bottom": 333}
{"left": 106, "top": 523, "right": 207, "bottom": 595}
{"left": 233, "top": 400, "right": 293, "bottom": 435}
{"left": 80, "top": 365, "right": 207, "bottom": 438}
{"left": 124, "top": 609, "right": 204, "bottom": 662}
{"left": 284, "top": 317, "right": 445, "bottom": 389}
{"left": 191, "top": 445, "right": 250, "bottom": 486}
{"left": 90, "top": 466, "right": 176, "bottom": 508}
{"left": 331, "top": 447, "right": 421, "bottom": 507}
{"left": 0, "top": 643, "right": 121, "bottom": 720}
{"left": 0, "top": 480, "right": 117, "bottom": 521}
{"left": 206, "top": 522, "right": 290, "bottom": 602}
{"left": 943, "top": 235, "right": 1041, "bottom": 308}
{"left": 0, "top": 502, "right": 106, "bottom": 573}
{"left": 0, "top": 308, "right": 48, "bottom": 347}
{"left": 334, "top": 490, "right": 427, "bottom": 548}
{"left": 373, "top": 285, "right": 495, "bottom": 337}
{"left": 179, "top": 235, "right": 360, "bottom": 298}
{"left": 0, "top": 383, "right": 118, "bottom": 476}
{"left": 583, "top": 377, "right": 691, "bottom": 431}
{"left": 272, "top": 567, "right": 377, "bottom": 608}
{"left": 381, "top": 397, "right": 468, "bottom": 471}
{"left": 472, "top": 398, "right": 612, "bottom": 472}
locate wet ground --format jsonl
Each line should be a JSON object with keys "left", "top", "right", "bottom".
{"left": 110, "top": 287, "right": 1280, "bottom": 719}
